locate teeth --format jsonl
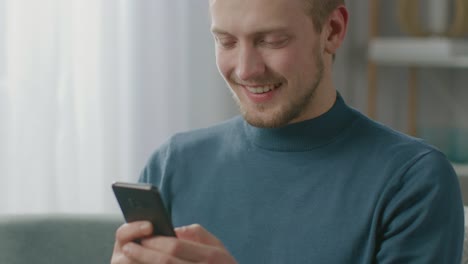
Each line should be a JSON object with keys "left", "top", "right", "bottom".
{"left": 245, "top": 84, "right": 280, "bottom": 94}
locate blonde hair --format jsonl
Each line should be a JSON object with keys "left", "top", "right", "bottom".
{"left": 304, "top": 0, "right": 345, "bottom": 32}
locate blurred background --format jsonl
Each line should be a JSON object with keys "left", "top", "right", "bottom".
{"left": 0, "top": 0, "right": 467, "bottom": 214}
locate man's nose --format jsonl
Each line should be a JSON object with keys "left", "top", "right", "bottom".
{"left": 235, "top": 46, "right": 266, "bottom": 81}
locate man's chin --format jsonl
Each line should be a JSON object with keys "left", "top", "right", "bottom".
{"left": 242, "top": 111, "right": 289, "bottom": 128}
{"left": 235, "top": 99, "right": 293, "bottom": 128}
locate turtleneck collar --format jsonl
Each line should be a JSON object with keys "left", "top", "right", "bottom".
{"left": 243, "top": 93, "right": 359, "bottom": 152}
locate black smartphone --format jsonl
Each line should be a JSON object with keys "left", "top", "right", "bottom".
{"left": 112, "top": 182, "right": 176, "bottom": 237}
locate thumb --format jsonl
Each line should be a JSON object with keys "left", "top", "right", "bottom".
{"left": 175, "top": 224, "right": 225, "bottom": 248}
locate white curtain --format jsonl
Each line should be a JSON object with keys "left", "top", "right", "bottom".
{"left": 0, "top": 0, "right": 235, "bottom": 214}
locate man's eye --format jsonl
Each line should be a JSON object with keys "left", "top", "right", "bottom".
{"left": 259, "top": 39, "right": 289, "bottom": 48}
{"left": 220, "top": 41, "right": 236, "bottom": 48}
{"left": 215, "top": 37, "right": 236, "bottom": 49}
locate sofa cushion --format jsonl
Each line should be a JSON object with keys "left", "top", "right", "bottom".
{"left": 0, "top": 214, "right": 123, "bottom": 264}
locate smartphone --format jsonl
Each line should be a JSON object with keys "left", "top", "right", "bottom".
{"left": 112, "top": 182, "right": 176, "bottom": 237}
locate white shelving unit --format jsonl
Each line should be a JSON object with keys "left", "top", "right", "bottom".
{"left": 369, "top": 37, "right": 468, "bottom": 68}
{"left": 367, "top": 1, "right": 468, "bottom": 204}
{"left": 368, "top": 39, "right": 468, "bottom": 177}
{"left": 454, "top": 164, "right": 468, "bottom": 177}
{"left": 367, "top": 0, "right": 468, "bottom": 138}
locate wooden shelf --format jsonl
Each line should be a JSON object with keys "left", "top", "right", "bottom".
{"left": 369, "top": 37, "right": 468, "bottom": 68}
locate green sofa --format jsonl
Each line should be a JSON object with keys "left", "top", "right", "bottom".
{"left": 0, "top": 214, "right": 123, "bottom": 264}
{"left": 1, "top": 211, "right": 467, "bottom": 263}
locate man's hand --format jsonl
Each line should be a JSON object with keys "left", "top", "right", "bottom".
{"left": 111, "top": 221, "right": 237, "bottom": 264}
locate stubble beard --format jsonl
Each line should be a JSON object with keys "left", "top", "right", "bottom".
{"left": 230, "top": 53, "right": 325, "bottom": 128}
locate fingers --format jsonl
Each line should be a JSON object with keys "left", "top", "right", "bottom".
{"left": 139, "top": 235, "right": 236, "bottom": 264}
{"left": 111, "top": 222, "right": 154, "bottom": 264}
{"left": 175, "top": 224, "right": 225, "bottom": 248}
{"left": 111, "top": 240, "right": 139, "bottom": 264}
{"left": 140, "top": 236, "right": 214, "bottom": 262}
{"left": 122, "top": 241, "right": 190, "bottom": 264}
{"left": 116, "top": 221, "right": 154, "bottom": 245}
{"left": 112, "top": 223, "right": 237, "bottom": 264}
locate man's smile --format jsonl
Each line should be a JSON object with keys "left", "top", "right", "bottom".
{"left": 240, "top": 83, "right": 282, "bottom": 94}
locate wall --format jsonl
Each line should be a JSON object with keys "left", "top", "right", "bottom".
{"left": 337, "top": 1, "right": 468, "bottom": 161}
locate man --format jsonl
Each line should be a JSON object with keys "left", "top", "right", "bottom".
{"left": 112, "top": 0, "right": 464, "bottom": 263}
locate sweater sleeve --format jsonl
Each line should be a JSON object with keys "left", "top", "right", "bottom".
{"left": 138, "top": 138, "right": 176, "bottom": 211}
{"left": 139, "top": 142, "right": 167, "bottom": 186}
{"left": 376, "top": 150, "right": 464, "bottom": 264}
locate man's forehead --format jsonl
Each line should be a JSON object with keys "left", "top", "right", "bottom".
{"left": 209, "top": 0, "right": 313, "bottom": 33}
{"left": 211, "top": 0, "right": 309, "bottom": 17}
{"left": 210, "top": 0, "right": 305, "bottom": 7}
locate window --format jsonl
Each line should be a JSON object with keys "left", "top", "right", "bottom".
{"left": 0, "top": 0, "right": 5, "bottom": 186}
{"left": 0, "top": 0, "right": 5, "bottom": 89}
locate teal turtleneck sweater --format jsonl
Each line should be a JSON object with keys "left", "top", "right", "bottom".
{"left": 140, "top": 94, "right": 463, "bottom": 263}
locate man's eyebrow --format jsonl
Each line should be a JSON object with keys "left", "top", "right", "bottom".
{"left": 211, "top": 27, "right": 230, "bottom": 35}
{"left": 211, "top": 26, "right": 290, "bottom": 36}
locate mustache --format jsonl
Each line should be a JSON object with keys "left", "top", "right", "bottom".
{"left": 229, "top": 77, "right": 286, "bottom": 86}
{"left": 229, "top": 74, "right": 285, "bottom": 86}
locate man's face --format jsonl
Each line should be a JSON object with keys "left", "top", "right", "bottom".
{"left": 210, "top": 0, "right": 326, "bottom": 128}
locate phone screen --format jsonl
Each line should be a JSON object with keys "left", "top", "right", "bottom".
{"left": 112, "top": 182, "right": 176, "bottom": 237}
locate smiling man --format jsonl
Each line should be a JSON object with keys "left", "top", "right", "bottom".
{"left": 111, "top": 0, "right": 464, "bottom": 263}
{"left": 211, "top": 0, "right": 333, "bottom": 128}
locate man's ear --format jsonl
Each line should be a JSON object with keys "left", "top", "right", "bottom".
{"left": 323, "top": 6, "right": 348, "bottom": 55}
